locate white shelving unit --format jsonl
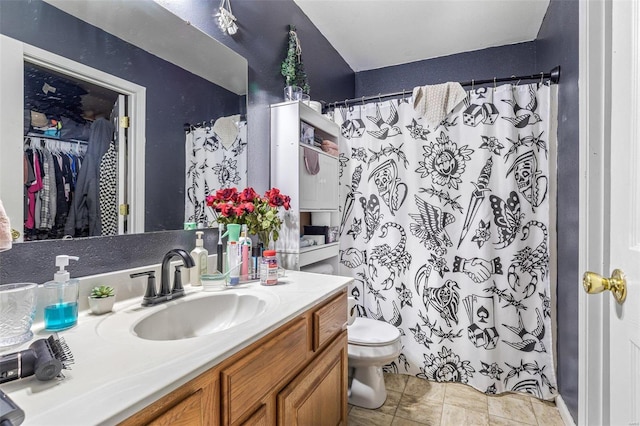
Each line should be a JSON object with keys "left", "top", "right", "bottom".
{"left": 270, "top": 101, "right": 341, "bottom": 271}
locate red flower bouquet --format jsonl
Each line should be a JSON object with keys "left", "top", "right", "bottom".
{"left": 206, "top": 187, "right": 291, "bottom": 248}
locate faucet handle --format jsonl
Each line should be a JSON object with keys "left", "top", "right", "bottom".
{"left": 173, "top": 265, "right": 185, "bottom": 294}
{"left": 130, "top": 271, "right": 157, "bottom": 305}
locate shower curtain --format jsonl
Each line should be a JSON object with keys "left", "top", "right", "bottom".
{"left": 334, "top": 82, "right": 557, "bottom": 400}
{"left": 184, "top": 116, "right": 247, "bottom": 226}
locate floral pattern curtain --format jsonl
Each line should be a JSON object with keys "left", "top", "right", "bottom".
{"left": 185, "top": 117, "right": 247, "bottom": 226}
{"left": 334, "top": 82, "right": 558, "bottom": 400}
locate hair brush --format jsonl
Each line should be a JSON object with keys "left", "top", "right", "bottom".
{"left": 0, "top": 333, "right": 74, "bottom": 384}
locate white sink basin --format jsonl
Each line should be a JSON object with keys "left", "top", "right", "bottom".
{"left": 132, "top": 293, "right": 271, "bottom": 341}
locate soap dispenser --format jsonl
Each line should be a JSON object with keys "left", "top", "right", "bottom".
{"left": 43, "top": 255, "right": 79, "bottom": 331}
{"left": 190, "top": 231, "right": 208, "bottom": 286}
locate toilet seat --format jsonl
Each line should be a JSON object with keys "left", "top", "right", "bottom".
{"left": 348, "top": 317, "right": 401, "bottom": 347}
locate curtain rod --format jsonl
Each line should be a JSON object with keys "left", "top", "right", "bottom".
{"left": 325, "top": 66, "right": 561, "bottom": 111}
{"left": 184, "top": 114, "right": 247, "bottom": 132}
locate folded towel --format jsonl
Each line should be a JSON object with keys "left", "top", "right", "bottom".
{"left": 413, "top": 82, "right": 467, "bottom": 128}
{"left": 322, "top": 147, "right": 339, "bottom": 157}
{"left": 0, "top": 198, "right": 12, "bottom": 251}
{"left": 213, "top": 115, "right": 240, "bottom": 149}
{"left": 321, "top": 139, "right": 338, "bottom": 150}
{"left": 300, "top": 238, "right": 317, "bottom": 248}
{"left": 303, "top": 146, "right": 320, "bottom": 175}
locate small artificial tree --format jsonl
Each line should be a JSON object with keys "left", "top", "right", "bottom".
{"left": 281, "top": 25, "right": 310, "bottom": 94}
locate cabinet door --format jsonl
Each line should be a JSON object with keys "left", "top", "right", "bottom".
{"left": 120, "top": 369, "right": 218, "bottom": 426}
{"left": 221, "top": 317, "right": 309, "bottom": 425}
{"left": 242, "top": 404, "right": 268, "bottom": 426}
{"left": 148, "top": 390, "right": 204, "bottom": 426}
{"left": 277, "top": 331, "right": 348, "bottom": 426}
{"left": 299, "top": 147, "right": 338, "bottom": 211}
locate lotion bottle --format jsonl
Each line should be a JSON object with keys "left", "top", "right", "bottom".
{"left": 239, "top": 224, "right": 252, "bottom": 281}
{"left": 44, "top": 255, "right": 79, "bottom": 331}
{"left": 190, "top": 231, "right": 208, "bottom": 286}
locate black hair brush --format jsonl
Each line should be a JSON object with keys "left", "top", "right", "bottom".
{"left": 0, "top": 333, "right": 74, "bottom": 384}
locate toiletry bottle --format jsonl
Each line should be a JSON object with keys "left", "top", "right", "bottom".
{"left": 190, "top": 231, "right": 208, "bottom": 286}
{"left": 216, "top": 224, "right": 224, "bottom": 273}
{"left": 239, "top": 224, "right": 252, "bottom": 281}
{"left": 223, "top": 224, "right": 241, "bottom": 286}
{"left": 251, "top": 245, "right": 260, "bottom": 280}
{"left": 43, "top": 255, "right": 79, "bottom": 331}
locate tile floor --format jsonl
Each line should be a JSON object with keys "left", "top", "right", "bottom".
{"left": 347, "top": 373, "right": 565, "bottom": 426}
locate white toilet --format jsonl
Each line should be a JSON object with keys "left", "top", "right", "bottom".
{"left": 347, "top": 298, "right": 402, "bottom": 409}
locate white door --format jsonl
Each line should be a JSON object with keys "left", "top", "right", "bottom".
{"left": 111, "top": 94, "right": 128, "bottom": 234}
{"left": 607, "top": 1, "right": 640, "bottom": 424}
{"left": 582, "top": 1, "right": 640, "bottom": 425}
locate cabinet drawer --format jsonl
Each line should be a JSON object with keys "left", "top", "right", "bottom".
{"left": 221, "top": 317, "right": 309, "bottom": 424}
{"left": 313, "top": 291, "right": 347, "bottom": 351}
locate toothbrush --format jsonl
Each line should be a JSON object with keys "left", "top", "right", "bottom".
{"left": 217, "top": 224, "right": 224, "bottom": 273}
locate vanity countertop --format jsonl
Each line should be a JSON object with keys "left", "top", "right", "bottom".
{"left": 0, "top": 270, "right": 351, "bottom": 425}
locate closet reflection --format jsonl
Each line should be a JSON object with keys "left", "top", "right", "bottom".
{"left": 23, "top": 63, "right": 122, "bottom": 241}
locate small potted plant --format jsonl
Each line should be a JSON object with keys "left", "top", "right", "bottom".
{"left": 88, "top": 285, "right": 115, "bottom": 315}
{"left": 281, "top": 25, "right": 310, "bottom": 100}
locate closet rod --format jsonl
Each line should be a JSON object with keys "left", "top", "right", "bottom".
{"left": 325, "top": 65, "right": 561, "bottom": 111}
{"left": 25, "top": 133, "right": 88, "bottom": 145}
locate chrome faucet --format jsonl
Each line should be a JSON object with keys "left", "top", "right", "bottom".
{"left": 130, "top": 248, "right": 195, "bottom": 306}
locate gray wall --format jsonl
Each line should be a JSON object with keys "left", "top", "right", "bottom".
{"left": 0, "top": 0, "right": 242, "bottom": 233}
{"left": 356, "top": 42, "right": 538, "bottom": 96}
{"left": 536, "top": 0, "right": 580, "bottom": 421}
{"left": 0, "top": 0, "right": 354, "bottom": 284}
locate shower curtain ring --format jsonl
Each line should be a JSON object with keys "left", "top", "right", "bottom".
{"left": 540, "top": 72, "right": 545, "bottom": 84}
{"left": 493, "top": 77, "right": 497, "bottom": 91}
{"left": 361, "top": 96, "right": 365, "bottom": 106}
{"left": 471, "top": 80, "right": 475, "bottom": 91}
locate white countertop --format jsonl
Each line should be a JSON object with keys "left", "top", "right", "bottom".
{"left": 0, "top": 270, "right": 351, "bottom": 425}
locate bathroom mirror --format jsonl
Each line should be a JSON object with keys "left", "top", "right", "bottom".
{"left": 0, "top": 0, "right": 248, "bottom": 242}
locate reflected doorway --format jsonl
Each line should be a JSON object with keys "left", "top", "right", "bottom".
{"left": 0, "top": 35, "right": 146, "bottom": 242}
{"left": 23, "top": 62, "right": 128, "bottom": 240}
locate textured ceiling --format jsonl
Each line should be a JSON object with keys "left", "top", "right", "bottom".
{"left": 293, "top": 0, "right": 550, "bottom": 72}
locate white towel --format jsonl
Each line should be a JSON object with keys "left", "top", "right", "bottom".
{"left": 412, "top": 82, "right": 467, "bottom": 128}
{"left": 0, "top": 199, "right": 12, "bottom": 251}
{"left": 213, "top": 115, "right": 240, "bottom": 149}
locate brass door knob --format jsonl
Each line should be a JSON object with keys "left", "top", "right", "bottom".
{"left": 582, "top": 269, "right": 627, "bottom": 304}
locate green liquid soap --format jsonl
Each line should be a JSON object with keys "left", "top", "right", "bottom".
{"left": 44, "top": 302, "right": 78, "bottom": 330}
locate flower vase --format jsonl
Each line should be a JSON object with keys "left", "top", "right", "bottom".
{"left": 257, "top": 232, "right": 273, "bottom": 252}
{"left": 284, "top": 85, "right": 302, "bottom": 101}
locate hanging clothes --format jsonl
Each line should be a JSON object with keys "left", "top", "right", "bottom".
{"left": 334, "top": 82, "right": 558, "bottom": 401}
{"left": 24, "top": 149, "right": 43, "bottom": 230}
{"left": 65, "top": 118, "right": 113, "bottom": 237}
{"left": 99, "top": 142, "right": 118, "bottom": 236}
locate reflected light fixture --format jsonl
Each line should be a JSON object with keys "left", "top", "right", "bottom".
{"left": 216, "top": 0, "right": 238, "bottom": 35}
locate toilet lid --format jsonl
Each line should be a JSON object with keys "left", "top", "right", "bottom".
{"left": 348, "top": 317, "right": 401, "bottom": 346}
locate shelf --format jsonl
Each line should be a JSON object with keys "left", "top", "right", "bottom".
{"left": 299, "top": 242, "right": 339, "bottom": 267}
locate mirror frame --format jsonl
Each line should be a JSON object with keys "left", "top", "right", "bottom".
{"left": 0, "top": 0, "right": 248, "bottom": 242}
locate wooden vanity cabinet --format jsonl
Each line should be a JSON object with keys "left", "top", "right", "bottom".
{"left": 119, "top": 368, "right": 219, "bottom": 426}
{"left": 119, "top": 289, "right": 347, "bottom": 426}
